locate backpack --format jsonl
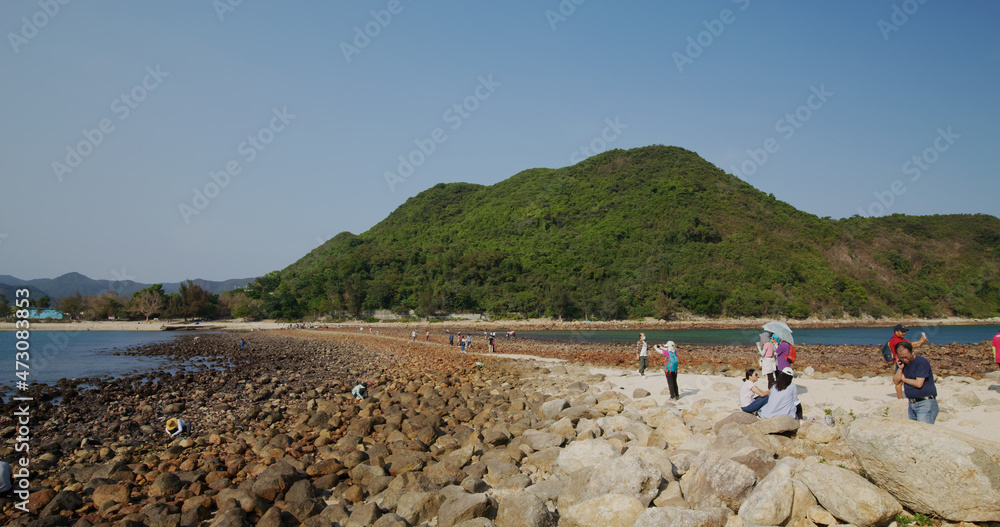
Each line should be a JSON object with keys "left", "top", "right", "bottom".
{"left": 787, "top": 344, "right": 797, "bottom": 363}
{"left": 880, "top": 341, "right": 893, "bottom": 362}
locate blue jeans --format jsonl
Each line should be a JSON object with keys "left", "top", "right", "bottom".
{"left": 742, "top": 396, "right": 769, "bottom": 414}
{"left": 908, "top": 399, "right": 939, "bottom": 424}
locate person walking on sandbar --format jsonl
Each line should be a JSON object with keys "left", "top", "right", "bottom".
{"left": 637, "top": 333, "right": 648, "bottom": 376}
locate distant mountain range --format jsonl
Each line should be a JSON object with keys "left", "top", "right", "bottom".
{"left": 0, "top": 272, "right": 256, "bottom": 301}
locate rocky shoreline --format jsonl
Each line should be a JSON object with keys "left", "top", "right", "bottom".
{"left": 2, "top": 330, "right": 999, "bottom": 526}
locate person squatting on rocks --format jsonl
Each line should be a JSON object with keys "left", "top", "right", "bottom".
{"left": 351, "top": 382, "right": 371, "bottom": 400}
{"left": 658, "top": 341, "right": 680, "bottom": 399}
{"left": 889, "top": 324, "right": 928, "bottom": 399}
{"left": 893, "top": 341, "right": 938, "bottom": 424}
{"left": 740, "top": 368, "right": 770, "bottom": 414}
{"left": 637, "top": 332, "right": 648, "bottom": 376}
{"left": 759, "top": 367, "right": 799, "bottom": 419}
{"left": 0, "top": 461, "right": 12, "bottom": 498}
{"left": 757, "top": 332, "right": 777, "bottom": 389}
{"left": 165, "top": 418, "right": 190, "bottom": 438}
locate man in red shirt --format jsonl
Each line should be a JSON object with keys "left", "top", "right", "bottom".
{"left": 889, "top": 324, "right": 928, "bottom": 399}
{"left": 992, "top": 329, "right": 1000, "bottom": 369}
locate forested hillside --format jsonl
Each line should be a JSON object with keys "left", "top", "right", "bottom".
{"left": 247, "top": 146, "right": 1000, "bottom": 320}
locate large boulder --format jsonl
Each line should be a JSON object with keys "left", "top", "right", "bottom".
{"left": 737, "top": 458, "right": 799, "bottom": 526}
{"left": 754, "top": 415, "right": 799, "bottom": 435}
{"left": 553, "top": 438, "right": 621, "bottom": 476}
{"left": 495, "top": 492, "right": 556, "bottom": 527}
{"left": 844, "top": 417, "right": 1000, "bottom": 522}
{"left": 633, "top": 506, "right": 732, "bottom": 527}
{"left": 794, "top": 460, "right": 901, "bottom": 527}
{"left": 438, "top": 493, "right": 493, "bottom": 527}
{"left": 540, "top": 398, "right": 569, "bottom": 420}
{"left": 560, "top": 493, "right": 646, "bottom": 527}
{"left": 583, "top": 452, "right": 662, "bottom": 507}
{"left": 680, "top": 450, "right": 757, "bottom": 510}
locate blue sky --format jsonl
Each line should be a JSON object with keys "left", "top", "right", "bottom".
{"left": 2, "top": 1, "right": 998, "bottom": 284}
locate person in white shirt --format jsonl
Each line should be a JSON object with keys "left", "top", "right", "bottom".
{"left": 636, "top": 333, "right": 648, "bottom": 376}
{"left": 739, "top": 368, "right": 770, "bottom": 414}
{"left": 758, "top": 367, "right": 798, "bottom": 419}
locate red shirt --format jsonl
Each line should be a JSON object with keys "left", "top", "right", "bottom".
{"left": 888, "top": 334, "right": 909, "bottom": 362}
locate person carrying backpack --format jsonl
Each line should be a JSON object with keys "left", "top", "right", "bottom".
{"left": 660, "top": 341, "right": 680, "bottom": 399}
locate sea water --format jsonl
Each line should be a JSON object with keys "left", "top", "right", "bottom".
{"left": 0, "top": 330, "right": 180, "bottom": 389}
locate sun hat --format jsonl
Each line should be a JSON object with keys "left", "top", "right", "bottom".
{"left": 666, "top": 341, "right": 676, "bottom": 351}
{"left": 781, "top": 367, "right": 794, "bottom": 376}
{"left": 166, "top": 418, "right": 178, "bottom": 431}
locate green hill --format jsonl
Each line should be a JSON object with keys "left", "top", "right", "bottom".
{"left": 255, "top": 146, "right": 1000, "bottom": 320}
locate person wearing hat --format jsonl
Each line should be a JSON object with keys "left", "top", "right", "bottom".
{"left": 657, "top": 341, "right": 680, "bottom": 399}
{"left": 889, "top": 324, "right": 928, "bottom": 399}
{"left": 758, "top": 367, "right": 799, "bottom": 419}
{"left": 165, "top": 418, "right": 188, "bottom": 438}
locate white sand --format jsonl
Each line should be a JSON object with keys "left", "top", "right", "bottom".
{"left": 490, "top": 352, "right": 1000, "bottom": 444}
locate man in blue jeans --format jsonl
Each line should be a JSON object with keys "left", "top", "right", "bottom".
{"left": 893, "top": 341, "right": 938, "bottom": 424}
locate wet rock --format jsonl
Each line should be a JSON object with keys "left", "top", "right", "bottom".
{"left": 40, "top": 491, "right": 84, "bottom": 517}
{"left": 91, "top": 483, "right": 129, "bottom": 509}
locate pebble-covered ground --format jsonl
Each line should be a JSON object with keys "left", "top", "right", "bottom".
{"left": 1, "top": 328, "right": 994, "bottom": 526}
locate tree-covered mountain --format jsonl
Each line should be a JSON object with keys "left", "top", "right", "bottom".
{"left": 255, "top": 146, "right": 1000, "bottom": 320}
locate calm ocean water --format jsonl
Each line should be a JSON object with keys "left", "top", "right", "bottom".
{"left": 0, "top": 330, "right": 181, "bottom": 389}
{"left": 514, "top": 325, "right": 1000, "bottom": 347}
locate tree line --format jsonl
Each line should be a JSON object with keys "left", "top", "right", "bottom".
{"left": 1, "top": 281, "right": 264, "bottom": 322}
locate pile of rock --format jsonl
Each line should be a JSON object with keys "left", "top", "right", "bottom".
{"left": 4, "top": 332, "right": 1000, "bottom": 527}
